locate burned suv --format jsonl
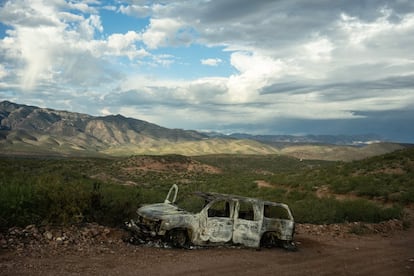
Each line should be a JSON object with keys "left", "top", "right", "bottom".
{"left": 127, "top": 185, "right": 296, "bottom": 250}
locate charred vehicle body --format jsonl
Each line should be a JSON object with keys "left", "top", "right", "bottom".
{"left": 127, "top": 185, "right": 296, "bottom": 250}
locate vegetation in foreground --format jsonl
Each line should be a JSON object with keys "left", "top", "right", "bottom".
{"left": 1, "top": 147, "right": 413, "bottom": 229}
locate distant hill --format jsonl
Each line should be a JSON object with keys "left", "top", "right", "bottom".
{"left": 0, "top": 101, "right": 406, "bottom": 160}
{"left": 211, "top": 133, "right": 384, "bottom": 146}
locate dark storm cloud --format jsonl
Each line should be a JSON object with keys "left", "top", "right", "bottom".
{"left": 261, "top": 75, "right": 414, "bottom": 100}
{"left": 217, "top": 108, "right": 414, "bottom": 143}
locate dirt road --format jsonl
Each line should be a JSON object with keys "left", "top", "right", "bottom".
{"left": 1, "top": 224, "right": 413, "bottom": 276}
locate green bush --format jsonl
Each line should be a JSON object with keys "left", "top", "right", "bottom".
{"left": 340, "top": 199, "right": 402, "bottom": 222}
{"left": 289, "top": 197, "right": 402, "bottom": 224}
{"left": 0, "top": 178, "right": 39, "bottom": 227}
{"left": 89, "top": 183, "right": 142, "bottom": 226}
{"left": 33, "top": 174, "right": 90, "bottom": 225}
{"left": 291, "top": 197, "right": 339, "bottom": 224}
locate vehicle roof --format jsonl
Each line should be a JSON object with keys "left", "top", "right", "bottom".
{"left": 192, "top": 191, "right": 289, "bottom": 208}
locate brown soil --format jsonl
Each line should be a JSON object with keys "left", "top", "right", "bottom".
{"left": 121, "top": 156, "right": 222, "bottom": 174}
{"left": 255, "top": 180, "right": 274, "bottom": 188}
{"left": 1, "top": 221, "right": 413, "bottom": 276}
{"left": 315, "top": 185, "right": 362, "bottom": 201}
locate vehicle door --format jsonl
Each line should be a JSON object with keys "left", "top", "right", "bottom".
{"left": 199, "top": 199, "right": 234, "bottom": 243}
{"left": 232, "top": 200, "right": 262, "bottom": 247}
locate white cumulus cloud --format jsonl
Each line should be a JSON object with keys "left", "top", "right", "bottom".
{"left": 142, "top": 18, "right": 186, "bottom": 49}
{"left": 201, "top": 58, "right": 222, "bottom": 66}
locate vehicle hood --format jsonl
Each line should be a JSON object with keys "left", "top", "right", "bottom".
{"left": 137, "top": 203, "right": 192, "bottom": 219}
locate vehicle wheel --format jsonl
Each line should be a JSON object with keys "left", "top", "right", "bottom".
{"left": 260, "top": 232, "right": 277, "bottom": 248}
{"left": 167, "top": 229, "right": 189, "bottom": 248}
{"left": 280, "top": 240, "right": 297, "bottom": 252}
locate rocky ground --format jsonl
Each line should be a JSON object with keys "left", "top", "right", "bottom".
{"left": 0, "top": 223, "right": 132, "bottom": 258}
{"left": 1, "top": 219, "right": 413, "bottom": 275}
{"left": 0, "top": 220, "right": 406, "bottom": 255}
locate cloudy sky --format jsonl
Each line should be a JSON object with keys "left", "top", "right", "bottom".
{"left": 1, "top": 0, "right": 414, "bottom": 142}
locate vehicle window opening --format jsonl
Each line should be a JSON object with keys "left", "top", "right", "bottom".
{"left": 208, "top": 200, "right": 231, "bottom": 218}
{"left": 264, "top": 205, "right": 290, "bottom": 220}
{"left": 238, "top": 201, "right": 255, "bottom": 220}
{"left": 177, "top": 195, "right": 207, "bottom": 213}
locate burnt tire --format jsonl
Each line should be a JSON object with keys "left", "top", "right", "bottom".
{"left": 261, "top": 232, "right": 297, "bottom": 251}
{"left": 260, "top": 232, "right": 278, "bottom": 248}
{"left": 280, "top": 240, "right": 297, "bottom": 251}
{"left": 167, "top": 229, "right": 189, "bottom": 248}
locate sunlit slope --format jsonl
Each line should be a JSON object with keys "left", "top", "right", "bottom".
{"left": 102, "top": 138, "right": 280, "bottom": 156}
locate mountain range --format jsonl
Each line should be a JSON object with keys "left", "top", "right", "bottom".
{"left": 207, "top": 132, "right": 383, "bottom": 146}
{"left": 0, "top": 100, "right": 406, "bottom": 160}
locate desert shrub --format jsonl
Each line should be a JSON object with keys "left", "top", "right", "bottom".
{"left": 398, "top": 189, "right": 414, "bottom": 204}
{"left": 253, "top": 187, "right": 287, "bottom": 202}
{"left": 87, "top": 183, "right": 142, "bottom": 226}
{"left": 33, "top": 173, "right": 91, "bottom": 225}
{"left": 328, "top": 177, "right": 358, "bottom": 194}
{"left": 339, "top": 199, "right": 402, "bottom": 222}
{"left": 290, "top": 197, "right": 340, "bottom": 224}
{"left": 0, "top": 178, "right": 39, "bottom": 228}
{"left": 289, "top": 197, "right": 402, "bottom": 224}
{"left": 176, "top": 194, "right": 206, "bottom": 213}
